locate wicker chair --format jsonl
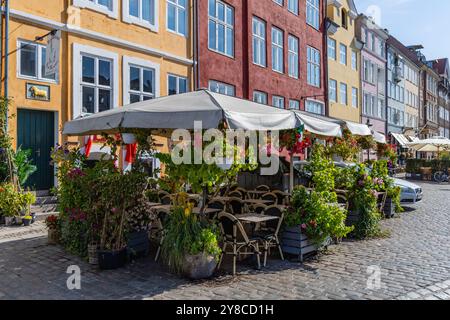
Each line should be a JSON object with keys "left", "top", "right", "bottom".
{"left": 207, "top": 199, "right": 226, "bottom": 220}
{"left": 227, "top": 197, "right": 247, "bottom": 214}
{"left": 261, "top": 192, "right": 277, "bottom": 205}
{"left": 254, "top": 205, "right": 285, "bottom": 266}
{"left": 157, "top": 190, "right": 170, "bottom": 201}
{"left": 153, "top": 207, "right": 171, "bottom": 262}
{"left": 217, "top": 212, "right": 262, "bottom": 275}
{"left": 228, "top": 190, "right": 244, "bottom": 199}
{"left": 272, "top": 190, "right": 288, "bottom": 205}
{"left": 160, "top": 195, "right": 172, "bottom": 205}
{"left": 255, "top": 185, "right": 270, "bottom": 192}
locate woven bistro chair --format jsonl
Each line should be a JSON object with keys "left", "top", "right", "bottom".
{"left": 255, "top": 185, "right": 270, "bottom": 192}
{"left": 217, "top": 212, "right": 262, "bottom": 275}
{"left": 261, "top": 192, "right": 277, "bottom": 205}
{"left": 153, "top": 207, "right": 171, "bottom": 262}
{"left": 160, "top": 195, "right": 172, "bottom": 205}
{"left": 254, "top": 205, "right": 285, "bottom": 267}
{"left": 157, "top": 190, "right": 170, "bottom": 202}
{"left": 235, "top": 187, "right": 248, "bottom": 199}
{"left": 207, "top": 199, "right": 226, "bottom": 220}
{"left": 251, "top": 204, "right": 268, "bottom": 214}
{"left": 228, "top": 190, "right": 244, "bottom": 199}
{"left": 227, "top": 197, "right": 247, "bottom": 215}
{"left": 272, "top": 190, "right": 288, "bottom": 205}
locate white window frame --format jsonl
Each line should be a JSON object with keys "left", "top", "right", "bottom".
{"left": 252, "top": 17, "right": 266, "bottom": 67}
{"left": 272, "top": 95, "right": 285, "bottom": 109}
{"left": 306, "top": 0, "right": 320, "bottom": 30}
{"left": 351, "top": 50, "right": 357, "bottom": 70}
{"left": 253, "top": 91, "right": 268, "bottom": 105}
{"left": 352, "top": 87, "right": 358, "bottom": 108}
{"left": 72, "top": 43, "right": 119, "bottom": 119}
{"left": 328, "top": 37, "right": 336, "bottom": 60}
{"left": 167, "top": 0, "right": 188, "bottom": 36}
{"left": 208, "top": 0, "right": 234, "bottom": 57}
{"left": 168, "top": 74, "right": 188, "bottom": 95}
{"left": 122, "top": 0, "right": 159, "bottom": 32}
{"left": 273, "top": 0, "right": 283, "bottom": 6}
{"left": 73, "top": 0, "right": 118, "bottom": 19}
{"left": 305, "top": 99, "right": 324, "bottom": 115}
{"left": 272, "top": 27, "right": 284, "bottom": 73}
{"left": 288, "top": 35, "right": 299, "bottom": 78}
{"left": 16, "top": 39, "right": 58, "bottom": 84}
{"left": 288, "top": 0, "right": 299, "bottom": 15}
{"left": 289, "top": 99, "right": 300, "bottom": 110}
{"left": 329, "top": 79, "right": 337, "bottom": 102}
{"left": 339, "top": 43, "right": 347, "bottom": 65}
{"left": 123, "top": 56, "right": 160, "bottom": 105}
{"left": 307, "top": 46, "right": 321, "bottom": 87}
{"left": 209, "top": 80, "right": 235, "bottom": 96}
{"left": 340, "top": 82, "right": 347, "bottom": 105}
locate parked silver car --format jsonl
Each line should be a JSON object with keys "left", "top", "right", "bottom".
{"left": 294, "top": 160, "right": 423, "bottom": 204}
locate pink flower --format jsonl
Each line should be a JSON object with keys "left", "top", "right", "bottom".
{"left": 301, "top": 223, "right": 307, "bottom": 230}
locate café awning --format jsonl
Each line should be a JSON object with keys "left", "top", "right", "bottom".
{"left": 391, "top": 133, "right": 410, "bottom": 147}
{"left": 294, "top": 111, "right": 342, "bottom": 138}
{"left": 63, "top": 90, "right": 301, "bottom": 136}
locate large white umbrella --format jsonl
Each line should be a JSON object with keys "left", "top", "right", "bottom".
{"left": 63, "top": 90, "right": 300, "bottom": 136}
{"left": 406, "top": 136, "right": 450, "bottom": 153}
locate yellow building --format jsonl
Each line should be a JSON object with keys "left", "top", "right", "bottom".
{"left": 1, "top": 0, "right": 193, "bottom": 190}
{"left": 326, "top": 0, "right": 362, "bottom": 123}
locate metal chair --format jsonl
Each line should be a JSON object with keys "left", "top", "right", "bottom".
{"left": 254, "top": 205, "right": 285, "bottom": 266}
{"left": 217, "top": 212, "right": 262, "bottom": 275}
{"left": 153, "top": 208, "right": 171, "bottom": 262}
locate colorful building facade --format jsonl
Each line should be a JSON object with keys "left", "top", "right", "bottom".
{"left": 1, "top": 0, "right": 193, "bottom": 189}
{"left": 355, "top": 14, "right": 388, "bottom": 136}
{"left": 325, "top": 0, "right": 362, "bottom": 123}
{"left": 195, "top": 0, "right": 327, "bottom": 113}
{"left": 433, "top": 58, "right": 450, "bottom": 138}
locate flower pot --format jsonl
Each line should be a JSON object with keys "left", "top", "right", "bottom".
{"left": 4, "top": 216, "right": 15, "bottom": 226}
{"left": 122, "top": 133, "right": 137, "bottom": 144}
{"left": 88, "top": 244, "right": 99, "bottom": 265}
{"left": 31, "top": 213, "right": 36, "bottom": 224}
{"left": 127, "top": 230, "right": 150, "bottom": 259}
{"left": 182, "top": 253, "right": 218, "bottom": 280}
{"left": 48, "top": 229, "right": 59, "bottom": 245}
{"left": 97, "top": 247, "right": 128, "bottom": 270}
{"left": 383, "top": 197, "right": 395, "bottom": 219}
{"left": 22, "top": 218, "right": 32, "bottom": 226}
{"left": 0, "top": 216, "right": 5, "bottom": 225}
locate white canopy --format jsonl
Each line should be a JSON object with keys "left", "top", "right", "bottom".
{"left": 296, "top": 112, "right": 372, "bottom": 136}
{"left": 406, "top": 137, "right": 450, "bottom": 153}
{"left": 372, "top": 131, "right": 387, "bottom": 144}
{"left": 391, "top": 133, "right": 410, "bottom": 147}
{"left": 63, "top": 90, "right": 301, "bottom": 136}
{"left": 294, "top": 111, "right": 342, "bottom": 138}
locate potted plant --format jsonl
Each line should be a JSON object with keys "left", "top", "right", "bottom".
{"left": 22, "top": 215, "right": 33, "bottom": 226}
{"left": 0, "top": 183, "right": 24, "bottom": 226}
{"left": 161, "top": 194, "right": 221, "bottom": 279}
{"left": 45, "top": 214, "right": 60, "bottom": 244}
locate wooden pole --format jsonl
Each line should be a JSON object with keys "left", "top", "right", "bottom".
{"left": 289, "top": 151, "right": 294, "bottom": 193}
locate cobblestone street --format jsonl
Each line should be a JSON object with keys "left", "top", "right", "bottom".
{"left": 0, "top": 182, "right": 449, "bottom": 300}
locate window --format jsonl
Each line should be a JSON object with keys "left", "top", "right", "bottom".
{"left": 352, "top": 87, "right": 358, "bottom": 108}
{"left": 273, "top": 0, "right": 283, "bottom": 5}
{"left": 288, "top": 35, "right": 299, "bottom": 78}
{"left": 339, "top": 44, "right": 347, "bottom": 65}
{"left": 209, "top": 80, "right": 235, "bottom": 96}
{"left": 167, "top": 0, "right": 187, "bottom": 36}
{"left": 252, "top": 17, "right": 266, "bottom": 67}
{"left": 124, "top": 0, "right": 157, "bottom": 30}
{"left": 351, "top": 50, "right": 357, "bottom": 70}
{"left": 289, "top": 99, "right": 300, "bottom": 110}
{"left": 272, "top": 27, "right": 284, "bottom": 73}
{"left": 73, "top": 44, "right": 118, "bottom": 118}
{"left": 209, "top": 0, "right": 234, "bottom": 57}
{"left": 307, "top": 46, "right": 320, "bottom": 87}
{"left": 18, "top": 40, "right": 56, "bottom": 82}
{"left": 168, "top": 74, "right": 188, "bottom": 95}
{"left": 305, "top": 100, "right": 324, "bottom": 115}
{"left": 306, "top": 0, "right": 320, "bottom": 30}
{"left": 272, "top": 95, "right": 285, "bottom": 109}
{"left": 73, "top": 0, "right": 117, "bottom": 18}
{"left": 288, "top": 0, "right": 298, "bottom": 15}
{"left": 340, "top": 83, "right": 347, "bottom": 105}
{"left": 328, "top": 37, "right": 336, "bottom": 60}
{"left": 123, "top": 56, "right": 160, "bottom": 105}
{"left": 341, "top": 9, "right": 348, "bottom": 29}
{"left": 329, "top": 79, "right": 337, "bottom": 102}
{"left": 253, "top": 91, "right": 268, "bottom": 104}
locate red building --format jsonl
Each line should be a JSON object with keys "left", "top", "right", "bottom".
{"left": 193, "top": 0, "right": 327, "bottom": 112}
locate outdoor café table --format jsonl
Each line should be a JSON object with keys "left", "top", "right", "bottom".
{"left": 235, "top": 214, "right": 279, "bottom": 224}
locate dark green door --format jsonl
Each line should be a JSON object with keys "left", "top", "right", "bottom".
{"left": 17, "top": 109, "right": 55, "bottom": 190}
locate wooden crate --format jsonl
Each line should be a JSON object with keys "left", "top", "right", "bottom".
{"left": 281, "top": 226, "right": 321, "bottom": 262}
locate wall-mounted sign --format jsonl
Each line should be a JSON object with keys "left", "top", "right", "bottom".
{"left": 45, "top": 30, "right": 61, "bottom": 78}
{"left": 26, "top": 83, "right": 50, "bottom": 101}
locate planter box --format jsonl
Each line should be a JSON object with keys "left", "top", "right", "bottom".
{"left": 98, "top": 248, "right": 128, "bottom": 270}
{"left": 281, "top": 226, "right": 328, "bottom": 262}
{"left": 182, "top": 253, "right": 218, "bottom": 280}
{"left": 127, "top": 230, "right": 150, "bottom": 259}
{"left": 47, "top": 229, "right": 59, "bottom": 245}
{"left": 383, "top": 198, "right": 395, "bottom": 219}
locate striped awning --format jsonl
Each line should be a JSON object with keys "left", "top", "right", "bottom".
{"left": 391, "top": 133, "right": 410, "bottom": 147}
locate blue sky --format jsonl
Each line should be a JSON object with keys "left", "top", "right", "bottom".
{"left": 354, "top": 0, "right": 450, "bottom": 60}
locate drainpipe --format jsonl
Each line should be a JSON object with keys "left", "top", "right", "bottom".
{"left": 323, "top": 13, "right": 329, "bottom": 115}
{"left": 193, "top": 0, "right": 199, "bottom": 90}
{"left": 3, "top": 0, "right": 9, "bottom": 131}
{"left": 0, "top": 1, "right": 3, "bottom": 96}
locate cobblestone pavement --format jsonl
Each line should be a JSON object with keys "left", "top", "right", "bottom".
{"left": 0, "top": 182, "right": 449, "bottom": 300}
